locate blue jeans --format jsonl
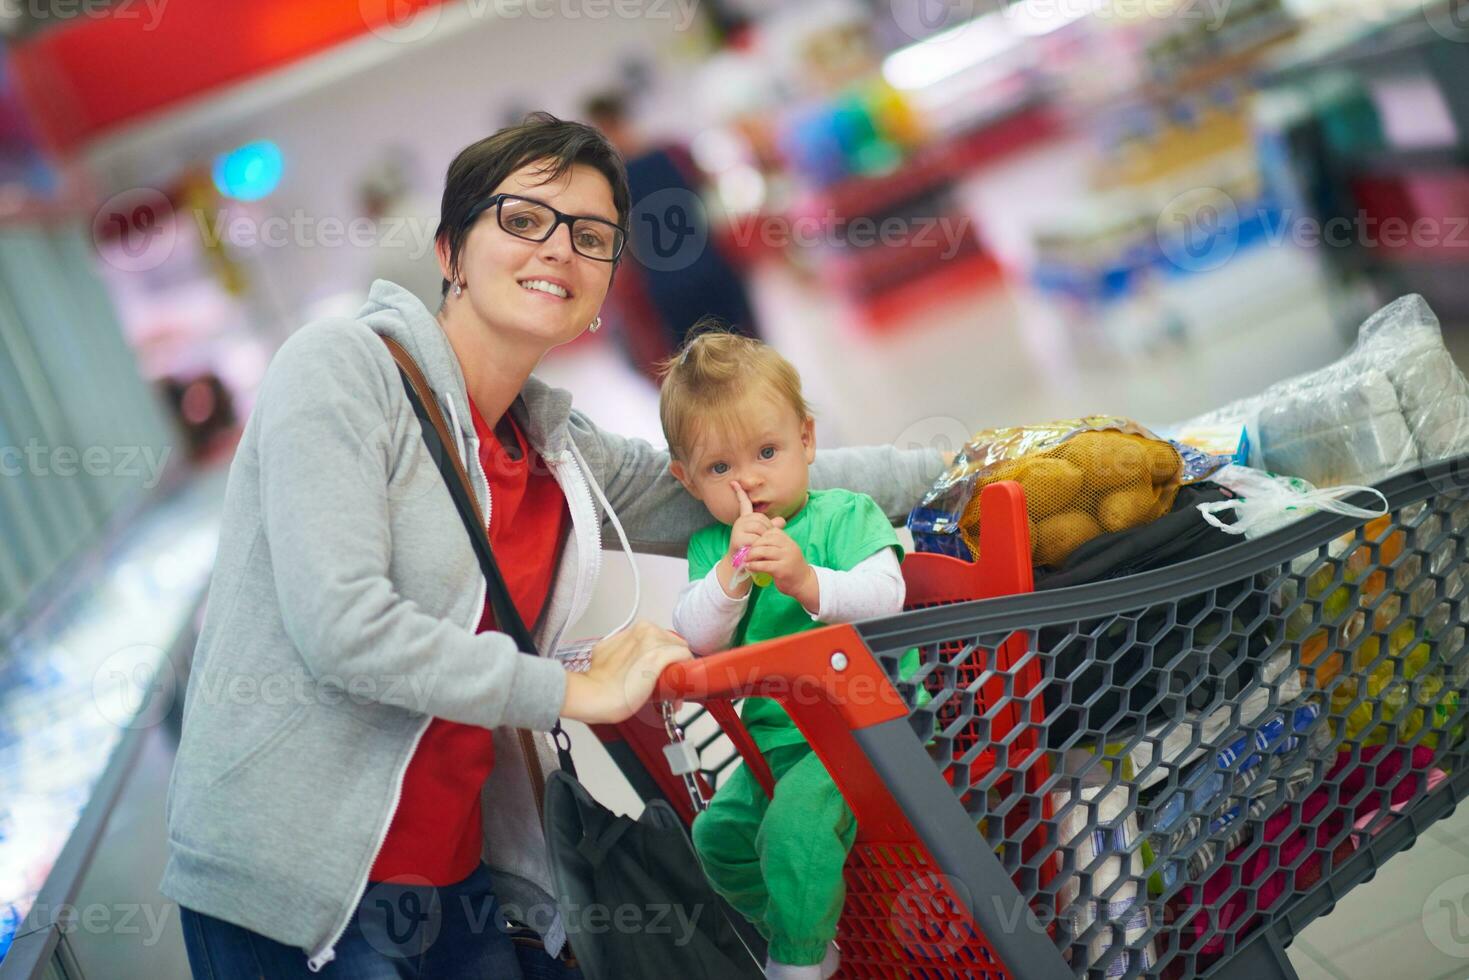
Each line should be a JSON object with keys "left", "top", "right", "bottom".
{"left": 179, "top": 863, "right": 531, "bottom": 979}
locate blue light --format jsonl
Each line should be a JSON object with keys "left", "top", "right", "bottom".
{"left": 213, "top": 141, "right": 283, "bottom": 201}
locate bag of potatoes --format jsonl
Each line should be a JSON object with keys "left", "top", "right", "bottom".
{"left": 922, "top": 417, "right": 1184, "bottom": 567}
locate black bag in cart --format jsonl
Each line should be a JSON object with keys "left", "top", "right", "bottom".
{"left": 1035, "top": 483, "right": 1243, "bottom": 589}
{"left": 542, "top": 771, "right": 764, "bottom": 980}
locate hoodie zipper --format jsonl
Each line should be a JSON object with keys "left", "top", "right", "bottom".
{"left": 471, "top": 428, "right": 493, "bottom": 536}
{"left": 308, "top": 713, "right": 428, "bottom": 971}
{"left": 311, "top": 399, "right": 626, "bottom": 968}
{"left": 307, "top": 405, "right": 492, "bottom": 973}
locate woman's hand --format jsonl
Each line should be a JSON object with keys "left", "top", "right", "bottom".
{"left": 561, "top": 620, "right": 692, "bottom": 725}
{"left": 743, "top": 527, "right": 819, "bottom": 611}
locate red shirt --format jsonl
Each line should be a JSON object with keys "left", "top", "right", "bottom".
{"left": 370, "top": 404, "right": 569, "bottom": 885}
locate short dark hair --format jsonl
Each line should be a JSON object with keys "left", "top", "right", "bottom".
{"left": 434, "top": 111, "right": 629, "bottom": 298}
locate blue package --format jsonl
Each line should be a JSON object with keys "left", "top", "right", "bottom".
{"left": 907, "top": 506, "right": 972, "bottom": 559}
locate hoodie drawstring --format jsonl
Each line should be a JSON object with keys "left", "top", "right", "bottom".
{"left": 567, "top": 440, "right": 642, "bottom": 636}
{"left": 441, "top": 393, "right": 469, "bottom": 468}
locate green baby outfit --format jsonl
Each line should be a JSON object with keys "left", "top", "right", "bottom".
{"left": 686, "top": 489, "right": 901, "bottom": 966}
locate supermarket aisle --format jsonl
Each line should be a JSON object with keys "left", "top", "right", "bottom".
{"left": 540, "top": 260, "right": 1469, "bottom": 980}
{"left": 549, "top": 244, "right": 1361, "bottom": 651}
{"left": 548, "top": 246, "right": 1355, "bottom": 469}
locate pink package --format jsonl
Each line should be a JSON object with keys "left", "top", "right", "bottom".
{"left": 1175, "top": 745, "right": 1436, "bottom": 961}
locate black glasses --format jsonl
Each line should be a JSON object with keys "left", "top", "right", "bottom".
{"left": 468, "top": 193, "right": 626, "bottom": 262}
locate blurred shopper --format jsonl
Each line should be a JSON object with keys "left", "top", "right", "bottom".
{"left": 358, "top": 146, "right": 445, "bottom": 311}
{"left": 160, "top": 372, "right": 238, "bottom": 462}
{"left": 586, "top": 92, "right": 761, "bottom": 382}
{"left": 161, "top": 112, "right": 947, "bottom": 978}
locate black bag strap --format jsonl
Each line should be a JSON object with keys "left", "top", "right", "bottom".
{"left": 381, "top": 335, "right": 576, "bottom": 778}
{"left": 575, "top": 815, "right": 638, "bottom": 867}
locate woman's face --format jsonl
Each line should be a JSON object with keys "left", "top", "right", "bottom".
{"left": 447, "top": 159, "right": 618, "bottom": 348}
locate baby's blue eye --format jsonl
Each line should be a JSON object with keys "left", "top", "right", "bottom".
{"left": 760, "top": 446, "right": 776, "bottom": 460}
{"left": 710, "top": 462, "right": 728, "bottom": 475}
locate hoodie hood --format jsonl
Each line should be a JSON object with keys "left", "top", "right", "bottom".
{"left": 358, "top": 278, "right": 576, "bottom": 459}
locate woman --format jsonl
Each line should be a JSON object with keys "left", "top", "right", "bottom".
{"left": 161, "top": 113, "right": 948, "bottom": 978}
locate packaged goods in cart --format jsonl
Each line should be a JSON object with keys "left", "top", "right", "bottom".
{"left": 1166, "top": 421, "right": 1250, "bottom": 467}
{"left": 1051, "top": 781, "right": 1158, "bottom": 977}
{"left": 1181, "top": 294, "right": 1469, "bottom": 487}
{"left": 910, "top": 416, "right": 1187, "bottom": 567}
{"left": 1327, "top": 626, "right": 1464, "bottom": 749}
{"left": 1171, "top": 438, "right": 1238, "bottom": 483}
{"left": 1145, "top": 703, "right": 1327, "bottom": 891}
{"left": 1171, "top": 746, "right": 1442, "bottom": 967}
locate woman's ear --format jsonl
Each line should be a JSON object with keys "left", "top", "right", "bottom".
{"left": 434, "top": 235, "right": 454, "bottom": 286}
{"left": 801, "top": 416, "right": 816, "bottom": 464}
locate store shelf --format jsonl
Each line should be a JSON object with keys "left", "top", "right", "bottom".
{"left": 1347, "top": 146, "right": 1469, "bottom": 177}
{"left": 0, "top": 470, "right": 223, "bottom": 974}
{"left": 1262, "top": 5, "right": 1460, "bottom": 81}
{"left": 1068, "top": 19, "right": 1300, "bottom": 118}
{"left": 809, "top": 103, "right": 1061, "bottom": 219}
{"left": 851, "top": 249, "right": 1004, "bottom": 329}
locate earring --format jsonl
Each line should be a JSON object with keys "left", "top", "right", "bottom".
{"left": 452, "top": 280, "right": 464, "bottom": 297}
{"left": 588, "top": 317, "right": 601, "bottom": 333}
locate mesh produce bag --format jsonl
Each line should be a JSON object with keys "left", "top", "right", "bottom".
{"left": 921, "top": 417, "right": 1184, "bottom": 567}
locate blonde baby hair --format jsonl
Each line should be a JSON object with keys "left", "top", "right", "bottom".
{"left": 657, "top": 320, "right": 812, "bottom": 463}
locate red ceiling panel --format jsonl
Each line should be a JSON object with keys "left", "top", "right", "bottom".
{"left": 9, "top": 0, "right": 456, "bottom": 153}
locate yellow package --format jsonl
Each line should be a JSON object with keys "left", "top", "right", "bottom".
{"left": 946, "top": 417, "right": 1183, "bottom": 566}
{"left": 1328, "top": 625, "right": 1462, "bottom": 748}
{"left": 1287, "top": 515, "right": 1407, "bottom": 689}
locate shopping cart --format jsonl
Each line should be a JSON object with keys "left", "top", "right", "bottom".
{"left": 598, "top": 461, "right": 1469, "bottom": 978}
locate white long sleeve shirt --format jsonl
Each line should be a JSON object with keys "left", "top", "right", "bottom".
{"left": 672, "top": 548, "right": 906, "bottom": 656}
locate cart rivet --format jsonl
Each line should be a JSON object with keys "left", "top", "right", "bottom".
{"left": 831, "top": 652, "right": 849, "bottom": 672}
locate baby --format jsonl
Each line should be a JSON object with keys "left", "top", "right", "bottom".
{"left": 661, "top": 327, "right": 907, "bottom": 980}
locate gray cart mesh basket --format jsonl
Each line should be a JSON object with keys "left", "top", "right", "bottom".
{"left": 606, "top": 458, "right": 1469, "bottom": 978}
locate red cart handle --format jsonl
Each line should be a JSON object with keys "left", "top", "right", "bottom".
{"left": 655, "top": 623, "right": 911, "bottom": 731}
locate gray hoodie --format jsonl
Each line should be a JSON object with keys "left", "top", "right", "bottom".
{"left": 160, "top": 279, "right": 947, "bottom": 971}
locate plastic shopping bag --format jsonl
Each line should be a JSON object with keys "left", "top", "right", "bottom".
{"left": 1198, "top": 465, "right": 1387, "bottom": 539}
